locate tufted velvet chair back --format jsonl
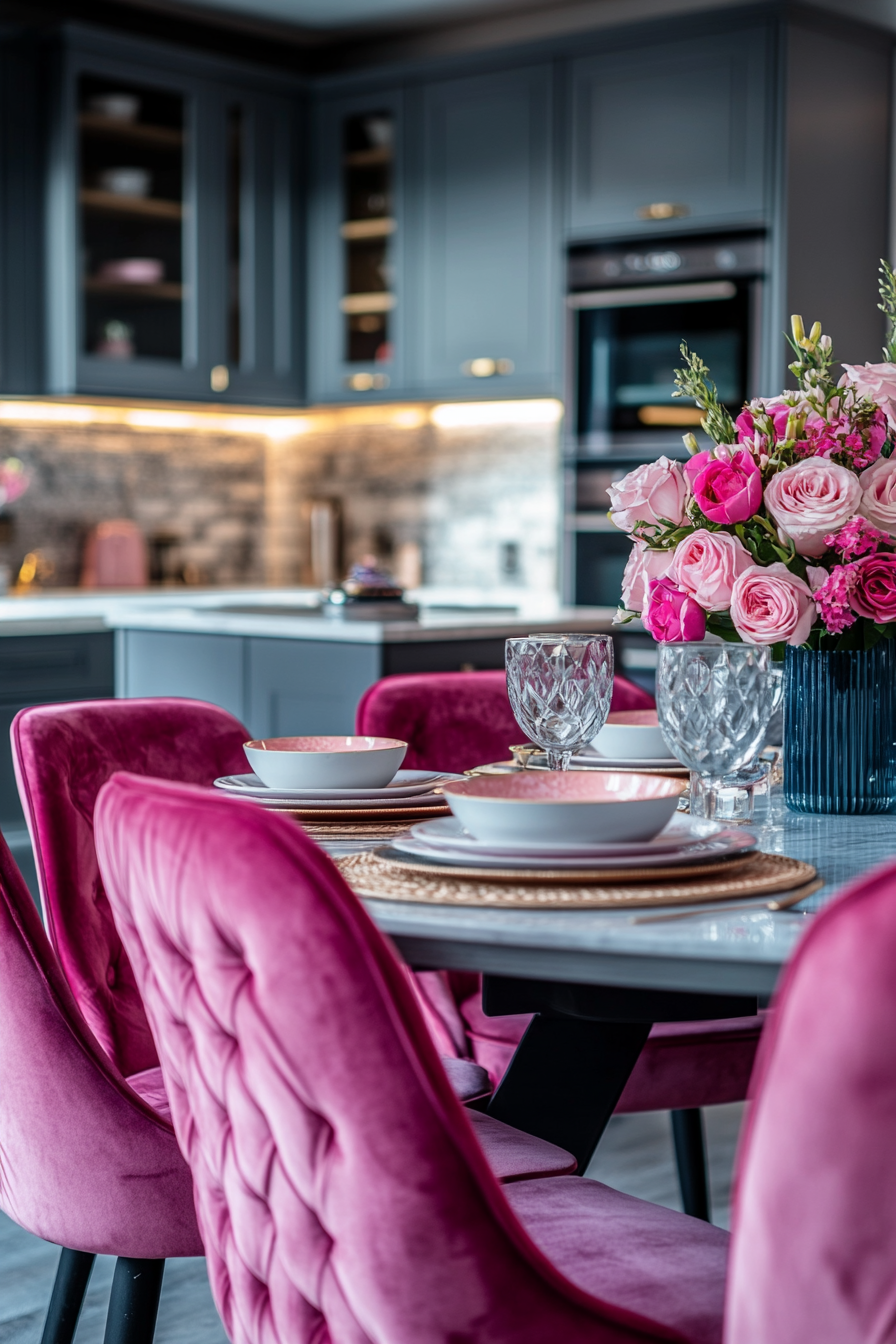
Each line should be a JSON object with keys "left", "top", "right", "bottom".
{"left": 12, "top": 698, "right": 249, "bottom": 1078}
{"left": 726, "top": 858, "right": 896, "bottom": 1343}
{"left": 0, "top": 818, "right": 201, "bottom": 1257}
{"left": 96, "top": 773, "right": 687, "bottom": 1344}
{"left": 355, "top": 668, "right": 655, "bottom": 774}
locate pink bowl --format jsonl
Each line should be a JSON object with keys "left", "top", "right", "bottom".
{"left": 441, "top": 771, "right": 685, "bottom": 845}
{"left": 244, "top": 736, "right": 406, "bottom": 789}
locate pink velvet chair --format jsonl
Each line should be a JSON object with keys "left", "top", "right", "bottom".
{"left": 356, "top": 669, "right": 764, "bottom": 1220}
{"left": 11, "top": 697, "right": 575, "bottom": 1184}
{"left": 0, "top": 817, "right": 202, "bottom": 1344}
{"left": 96, "top": 773, "right": 729, "bottom": 1344}
{"left": 725, "top": 857, "right": 896, "bottom": 1343}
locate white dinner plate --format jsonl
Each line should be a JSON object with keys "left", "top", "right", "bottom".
{"left": 407, "top": 813, "right": 731, "bottom": 859}
{"left": 223, "top": 790, "right": 451, "bottom": 812}
{"left": 213, "top": 769, "right": 462, "bottom": 801}
{"left": 389, "top": 827, "right": 756, "bottom": 871}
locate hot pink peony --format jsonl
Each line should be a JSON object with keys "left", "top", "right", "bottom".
{"left": 763, "top": 458, "right": 862, "bottom": 557}
{"left": 607, "top": 457, "right": 687, "bottom": 533}
{"left": 620, "top": 541, "right": 674, "bottom": 612}
{"left": 671, "top": 528, "right": 753, "bottom": 611}
{"left": 843, "top": 362, "right": 896, "bottom": 433}
{"left": 643, "top": 576, "right": 706, "bottom": 642}
{"left": 849, "top": 552, "right": 896, "bottom": 622}
{"left": 860, "top": 456, "right": 896, "bottom": 536}
{"left": 729, "top": 563, "right": 816, "bottom": 646}
{"left": 684, "top": 447, "right": 762, "bottom": 524}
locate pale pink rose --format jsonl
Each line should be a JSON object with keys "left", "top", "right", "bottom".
{"left": 620, "top": 542, "right": 674, "bottom": 612}
{"left": 607, "top": 457, "right": 687, "bottom": 533}
{"left": 671, "top": 528, "right": 753, "bottom": 611}
{"left": 730, "top": 563, "right": 816, "bottom": 646}
{"left": 843, "top": 362, "right": 896, "bottom": 432}
{"left": 763, "top": 459, "right": 862, "bottom": 557}
{"left": 860, "top": 456, "right": 896, "bottom": 535}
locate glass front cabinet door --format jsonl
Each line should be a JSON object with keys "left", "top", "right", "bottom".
{"left": 47, "top": 32, "right": 303, "bottom": 403}
{"left": 307, "top": 89, "right": 405, "bottom": 402}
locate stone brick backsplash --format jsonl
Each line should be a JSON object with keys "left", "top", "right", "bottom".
{"left": 0, "top": 410, "right": 560, "bottom": 594}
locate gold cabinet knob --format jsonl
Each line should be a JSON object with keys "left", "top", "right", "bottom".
{"left": 344, "top": 372, "right": 390, "bottom": 391}
{"left": 635, "top": 203, "right": 690, "bottom": 220}
{"left": 460, "top": 357, "right": 515, "bottom": 378}
{"left": 210, "top": 364, "right": 230, "bottom": 392}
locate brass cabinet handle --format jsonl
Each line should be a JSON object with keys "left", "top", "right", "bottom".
{"left": 636, "top": 203, "right": 690, "bottom": 220}
{"left": 344, "top": 372, "right": 390, "bottom": 391}
{"left": 460, "top": 357, "right": 515, "bottom": 377}
{"left": 210, "top": 364, "right": 229, "bottom": 392}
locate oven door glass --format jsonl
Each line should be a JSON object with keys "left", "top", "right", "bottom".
{"left": 576, "top": 286, "right": 750, "bottom": 443}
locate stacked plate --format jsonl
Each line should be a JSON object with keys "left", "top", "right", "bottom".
{"left": 387, "top": 813, "right": 756, "bottom": 874}
{"left": 527, "top": 747, "right": 687, "bottom": 774}
{"left": 213, "top": 769, "right": 463, "bottom": 823}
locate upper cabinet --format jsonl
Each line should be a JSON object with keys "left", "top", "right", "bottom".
{"left": 406, "top": 63, "right": 558, "bottom": 397}
{"left": 307, "top": 89, "right": 405, "bottom": 402}
{"left": 46, "top": 30, "right": 304, "bottom": 403}
{"left": 567, "top": 26, "right": 771, "bottom": 237}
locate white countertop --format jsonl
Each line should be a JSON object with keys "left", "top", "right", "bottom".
{"left": 0, "top": 586, "right": 622, "bottom": 643}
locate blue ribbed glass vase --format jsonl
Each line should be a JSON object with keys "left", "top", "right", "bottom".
{"left": 784, "top": 641, "right": 896, "bottom": 814}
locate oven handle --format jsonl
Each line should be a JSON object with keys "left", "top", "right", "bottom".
{"left": 567, "top": 279, "right": 738, "bottom": 309}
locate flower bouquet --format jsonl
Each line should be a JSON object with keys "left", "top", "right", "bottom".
{"left": 609, "top": 262, "right": 896, "bottom": 813}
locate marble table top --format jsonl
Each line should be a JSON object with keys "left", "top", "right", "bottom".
{"left": 361, "top": 803, "right": 896, "bottom": 1000}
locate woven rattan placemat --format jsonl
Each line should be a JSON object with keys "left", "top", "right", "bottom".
{"left": 337, "top": 849, "right": 817, "bottom": 909}
{"left": 272, "top": 804, "right": 451, "bottom": 825}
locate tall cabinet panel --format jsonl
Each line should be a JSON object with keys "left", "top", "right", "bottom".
{"left": 46, "top": 28, "right": 304, "bottom": 403}
{"left": 409, "top": 64, "right": 557, "bottom": 396}
{"left": 568, "top": 26, "right": 771, "bottom": 236}
{"left": 307, "top": 89, "right": 405, "bottom": 402}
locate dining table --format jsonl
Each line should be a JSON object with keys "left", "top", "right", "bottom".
{"left": 343, "top": 804, "right": 896, "bottom": 1171}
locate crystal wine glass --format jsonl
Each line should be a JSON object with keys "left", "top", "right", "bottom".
{"left": 505, "top": 633, "right": 614, "bottom": 770}
{"left": 657, "top": 642, "right": 775, "bottom": 819}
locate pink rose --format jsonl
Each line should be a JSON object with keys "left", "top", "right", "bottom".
{"left": 860, "top": 457, "right": 896, "bottom": 536}
{"left": 643, "top": 576, "right": 706, "bottom": 642}
{"left": 736, "top": 403, "right": 792, "bottom": 446}
{"left": 730, "top": 563, "right": 816, "bottom": 646}
{"left": 671, "top": 528, "right": 753, "bottom": 611}
{"left": 849, "top": 552, "right": 896, "bottom": 622}
{"left": 684, "top": 447, "right": 762, "bottom": 524}
{"left": 607, "top": 457, "right": 687, "bottom": 533}
{"left": 843, "top": 362, "right": 896, "bottom": 433}
{"left": 620, "top": 542, "right": 674, "bottom": 612}
{"left": 763, "top": 459, "right": 862, "bottom": 557}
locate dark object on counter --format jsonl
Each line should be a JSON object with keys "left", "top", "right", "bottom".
{"left": 325, "top": 554, "right": 419, "bottom": 620}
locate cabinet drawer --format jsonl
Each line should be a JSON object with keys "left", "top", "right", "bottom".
{"left": 0, "top": 632, "right": 114, "bottom": 698}
{"left": 568, "top": 26, "right": 771, "bottom": 235}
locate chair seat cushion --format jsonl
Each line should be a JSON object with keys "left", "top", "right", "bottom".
{"left": 441, "top": 1055, "right": 491, "bottom": 1102}
{"left": 467, "top": 1110, "right": 577, "bottom": 1182}
{"left": 460, "top": 991, "right": 765, "bottom": 1111}
{"left": 506, "top": 1175, "right": 728, "bottom": 1344}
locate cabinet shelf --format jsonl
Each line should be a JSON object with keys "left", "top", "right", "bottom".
{"left": 78, "top": 113, "right": 184, "bottom": 150}
{"left": 343, "top": 147, "right": 392, "bottom": 167}
{"left": 339, "top": 292, "right": 396, "bottom": 314}
{"left": 340, "top": 217, "right": 396, "bottom": 241}
{"left": 84, "top": 278, "right": 183, "bottom": 301}
{"left": 80, "top": 189, "right": 183, "bottom": 221}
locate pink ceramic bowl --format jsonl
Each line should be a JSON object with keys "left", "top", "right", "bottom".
{"left": 441, "top": 771, "right": 686, "bottom": 845}
{"left": 244, "top": 735, "right": 406, "bottom": 790}
{"left": 592, "top": 709, "right": 676, "bottom": 760}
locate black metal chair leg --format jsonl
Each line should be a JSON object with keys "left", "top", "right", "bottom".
{"left": 41, "top": 1246, "right": 96, "bottom": 1344}
{"left": 103, "top": 1257, "right": 165, "bottom": 1344}
{"left": 671, "top": 1107, "right": 711, "bottom": 1221}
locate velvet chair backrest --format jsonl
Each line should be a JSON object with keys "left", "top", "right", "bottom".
{"left": 355, "top": 668, "right": 655, "bottom": 774}
{"left": 12, "top": 698, "right": 250, "bottom": 1078}
{"left": 726, "top": 859, "right": 896, "bottom": 1344}
{"left": 0, "top": 821, "right": 199, "bottom": 1257}
{"left": 96, "top": 773, "right": 685, "bottom": 1344}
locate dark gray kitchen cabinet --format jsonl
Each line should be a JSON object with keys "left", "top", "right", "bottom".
{"left": 407, "top": 63, "right": 558, "bottom": 396}
{"left": 46, "top": 27, "right": 304, "bottom": 404}
{"left": 307, "top": 88, "right": 407, "bottom": 403}
{"left": 567, "top": 25, "right": 771, "bottom": 238}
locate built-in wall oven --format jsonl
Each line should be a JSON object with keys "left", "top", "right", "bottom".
{"left": 565, "top": 233, "right": 767, "bottom": 611}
